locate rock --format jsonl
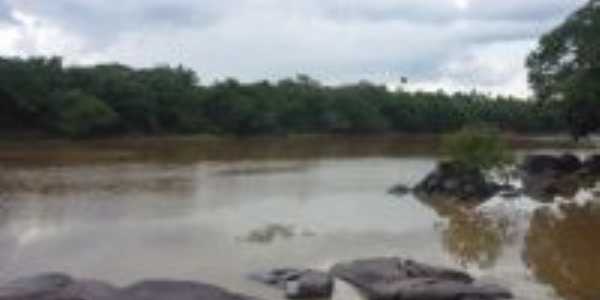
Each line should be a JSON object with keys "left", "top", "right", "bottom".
{"left": 0, "top": 273, "right": 76, "bottom": 300}
{"left": 330, "top": 257, "right": 511, "bottom": 300}
{"left": 413, "top": 161, "right": 501, "bottom": 201}
{"left": 122, "top": 280, "right": 258, "bottom": 300}
{"left": 521, "top": 154, "right": 582, "bottom": 176}
{"left": 388, "top": 184, "right": 412, "bottom": 196}
{"left": 581, "top": 155, "right": 600, "bottom": 175}
{"left": 249, "top": 269, "right": 333, "bottom": 299}
{"left": 520, "top": 154, "right": 590, "bottom": 201}
{"left": 0, "top": 273, "right": 261, "bottom": 300}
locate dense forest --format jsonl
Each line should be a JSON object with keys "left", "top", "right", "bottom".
{"left": 0, "top": 56, "right": 566, "bottom": 138}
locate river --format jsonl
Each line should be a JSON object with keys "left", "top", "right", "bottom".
{"left": 0, "top": 136, "right": 598, "bottom": 300}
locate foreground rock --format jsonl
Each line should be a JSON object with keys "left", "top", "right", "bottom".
{"left": 0, "top": 273, "right": 260, "bottom": 300}
{"left": 414, "top": 161, "right": 502, "bottom": 201}
{"left": 248, "top": 269, "right": 333, "bottom": 299}
{"left": 331, "top": 257, "right": 512, "bottom": 300}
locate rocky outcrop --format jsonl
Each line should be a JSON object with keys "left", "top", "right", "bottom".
{"left": 330, "top": 257, "right": 512, "bottom": 300}
{"left": 413, "top": 161, "right": 502, "bottom": 201}
{"left": 0, "top": 273, "right": 261, "bottom": 300}
{"left": 519, "top": 154, "right": 600, "bottom": 201}
{"left": 248, "top": 269, "right": 333, "bottom": 299}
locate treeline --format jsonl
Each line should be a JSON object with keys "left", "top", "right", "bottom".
{"left": 0, "top": 56, "right": 566, "bottom": 137}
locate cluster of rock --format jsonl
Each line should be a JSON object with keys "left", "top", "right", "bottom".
{"left": 411, "top": 161, "right": 504, "bottom": 201}
{"left": 0, "top": 257, "right": 512, "bottom": 300}
{"left": 248, "top": 269, "right": 333, "bottom": 299}
{"left": 520, "top": 154, "right": 600, "bottom": 201}
{"left": 392, "top": 153, "right": 600, "bottom": 203}
{"left": 0, "top": 273, "right": 258, "bottom": 300}
{"left": 250, "top": 257, "right": 512, "bottom": 300}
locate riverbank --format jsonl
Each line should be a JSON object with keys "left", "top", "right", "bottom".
{"left": 0, "top": 133, "right": 592, "bottom": 166}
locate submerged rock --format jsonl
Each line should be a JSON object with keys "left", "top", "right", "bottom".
{"left": 413, "top": 161, "right": 502, "bottom": 201}
{"left": 0, "top": 273, "right": 261, "bottom": 300}
{"left": 330, "top": 257, "right": 512, "bottom": 300}
{"left": 248, "top": 269, "right": 333, "bottom": 299}
{"left": 388, "top": 184, "right": 412, "bottom": 196}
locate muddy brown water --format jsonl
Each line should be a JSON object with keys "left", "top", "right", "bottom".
{"left": 0, "top": 136, "right": 598, "bottom": 300}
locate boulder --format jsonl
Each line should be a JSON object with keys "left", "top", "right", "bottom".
{"left": 330, "top": 257, "right": 512, "bottom": 300}
{"left": 388, "top": 184, "right": 412, "bottom": 196}
{"left": 520, "top": 154, "right": 589, "bottom": 201}
{"left": 248, "top": 269, "right": 333, "bottom": 299}
{"left": 581, "top": 155, "right": 600, "bottom": 175}
{"left": 122, "top": 280, "right": 258, "bottom": 300}
{"left": 0, "top": 273, "right": 261, "bottom": 300}
{"left": 521, "top": 154, "right": 582, "bottom": 176}
{"left": 0, "top": 273, "right": 121, "bottom": 300}
{"left": 413, "top": 161, "right": 501, "bottom": 201}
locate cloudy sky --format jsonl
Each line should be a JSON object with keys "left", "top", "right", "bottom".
{"left": 0, "top": 0, "right": 588, "bottom": 96}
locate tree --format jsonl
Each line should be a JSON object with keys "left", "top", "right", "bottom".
{"left": 527, "top": 0, "right": 600, "bottom": 139}
{"left": 48, "top": 90, "right": 119, "bottom": 137}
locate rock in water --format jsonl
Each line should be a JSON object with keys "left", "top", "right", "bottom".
{"left": 413, "top": 161, "right": 501, "bottom": 201}
{"left": 248, "top": 269, "right": 333, "bottom": 299}
{"left": 330, "top": 257, "right": 512, "bottom": 300}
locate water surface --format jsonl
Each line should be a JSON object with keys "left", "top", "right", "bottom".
{"left": 0, "top": 136, "right": 598, "bottom": 300}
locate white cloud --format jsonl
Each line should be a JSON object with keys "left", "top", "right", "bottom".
{"left": 0, "top": 0, "right": 589, "bottom": 96}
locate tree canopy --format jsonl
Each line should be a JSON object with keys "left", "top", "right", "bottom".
{"left": 527, "top": 0, "right": 600, "bottom": 139}
{"left": 0, "top": 56, "right": 566, "bottom": 138}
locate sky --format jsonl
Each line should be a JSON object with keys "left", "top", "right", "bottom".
{"left": 0, "top": 0, "right": 588, "bottom": 96}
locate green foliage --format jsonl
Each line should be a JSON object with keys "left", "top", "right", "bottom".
{"left": 0, "top": 56, "right": 567, "bottom": 138}
{"left": 442, "top": 127, "right": 514, "bottom": 172}
{"left": 527, "top": 0, "right": 600, "bottom": 139}
{"left": 49, "top": 90, "right": 118, "bottom": 137}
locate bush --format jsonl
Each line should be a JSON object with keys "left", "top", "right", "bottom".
{"left": 442, "top": 126, "right": 514, "bottom": 172}
{"left": 49, "top": 90, "right": 119, "bottom": 137}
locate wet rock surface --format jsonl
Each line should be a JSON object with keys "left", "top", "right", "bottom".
{"left": 330, "top": 257, "right": 512, "bottom": 300}
{"left": 0, "top": 273, "right": 260, "bottom": 300}
{"left": 413, "top": 161, "right": 502, "bottom": 201}
{"left": 248, "top": 269, "right": 333, "bottom": 299}
{"left": 520, "top": 154, "right": 600, "bottom": 201}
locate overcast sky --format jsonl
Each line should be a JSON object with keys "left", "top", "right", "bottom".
{"left": 0, "top": 0, "right": 588, "bottom": 96}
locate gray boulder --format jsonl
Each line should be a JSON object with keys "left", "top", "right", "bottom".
{"left": 0, "top": 273, "right": 261, "bottom": 300}
{"left": 248, "top": 269, "right": 333, "bottom": 299}
{"left": 413, "top": 161, "right": 501, "bottom": 201}
{"left": 330, "top": 257, "right": 512, "bottom": 300}
{"left": 122, "top": 280, "right": 259, "bottom": 300}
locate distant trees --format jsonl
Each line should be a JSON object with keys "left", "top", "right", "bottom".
{"left": 0, "top": 56, "right": 567, "bottom": 138}
{"left": 527, "top": 0, "right": 600, "bottom": 139}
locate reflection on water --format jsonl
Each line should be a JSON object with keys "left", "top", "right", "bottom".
{"left": 525, "top": 202, "right": 600, "bottom": 300}
{"left": 0, "top": 137, "right": 599, "bottom": 300}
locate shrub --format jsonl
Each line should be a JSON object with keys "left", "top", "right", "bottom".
{"left": 442, "top": 126, "right": 514, "bottom": 172}
{"left": 49, "top": 90, "right": 119, "bottom": 137}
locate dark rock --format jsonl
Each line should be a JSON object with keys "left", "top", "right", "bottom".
{"left": 249, "top": 269, "right": 333, "bottom": 299}
{"left": 520, "top": 154, "right": 590, "bottom": 201}
{"left": 413, "top": 161, "right": 501, "bottom": 201}
{"left": 388, "top": 184, "right": 412, "bottom": 196}
{"left": 330, "top": 257, "right": 511, "bottom": 300}
{"left": 521, "top": 154, "right": 582, "bottom": 176}
{"left": 0, "top": 273, "right": 77, "bottom": 300}
{"left": 499, "top": 189, "right": 523, "bottom": 199}
{"left": 581, "top": 155, "right": 600, "bottom": 175}
{"left": 0, "top": 274, "right": 261, "bottom": 300}
{"left": 122, "top": 280, "right": 258, "bottom": 300}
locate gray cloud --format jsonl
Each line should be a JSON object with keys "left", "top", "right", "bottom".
{"left": 0, "top": 0, "right": 16, "bottom": 24}
{"left": 0, "top": 0, "right": 590, "bottom": 95}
